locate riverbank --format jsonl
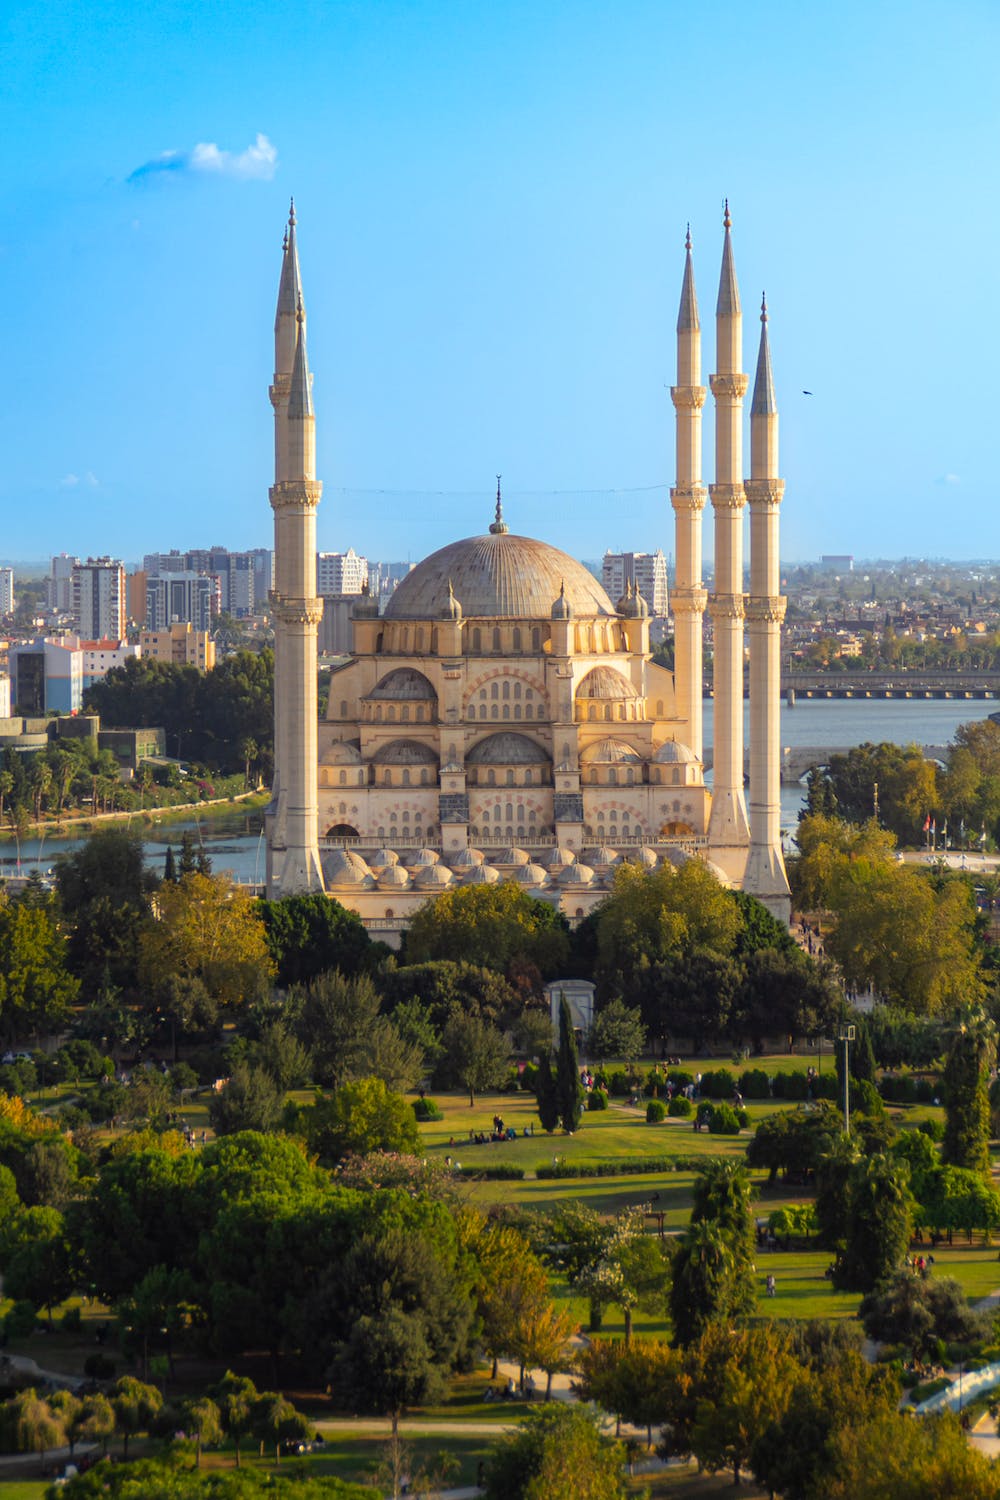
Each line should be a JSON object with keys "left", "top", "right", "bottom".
{"left": 0, "top": 789, "right": 270, "bottom": 843}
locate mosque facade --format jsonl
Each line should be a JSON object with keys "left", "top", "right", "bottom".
{"left": 265, "top": 204, "right": 791, "bottom": 929}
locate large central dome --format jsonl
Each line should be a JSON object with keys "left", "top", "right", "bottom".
{"left": 384, "top": 531, "right": 616, "bottom": 620}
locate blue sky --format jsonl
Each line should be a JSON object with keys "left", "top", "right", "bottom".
{"left": 1, "top": 0, "right": 998, "bottom": 566}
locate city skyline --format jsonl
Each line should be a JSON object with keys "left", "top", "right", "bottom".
{"left": 2, "top": 1, "right": 998, "bottom": 561}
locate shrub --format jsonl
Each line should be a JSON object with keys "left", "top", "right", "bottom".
{"left": 812, "top": 1073, "right": 839, "bottom": 1100}
{"left": 738, "top": 1069, "right": 771, "bottom": 1099}
{"left": 456, "top": 1164, "right": 525, "bottom": 1180}
{"left": 644, "top": 1067, "right": 667, "bottom": 1098}
{"left": 4, "top": 1301, "right": 38, "bottom": 1340}
{"left": 699, "top": 1069, "right": 735, "bottom": 1099}
{"left": 771, "top": 1071, "right": 809, "bottom": 1101}
{"left": 587, "top": 1089, "right": 609, "bottom": 1112}
{"left": 520, "top": 1062, "right": 539, "bottom": 1093}
{"left": 169, "top": 1063, "right": 199, "bottom": 1095}
{"left": 646, "top": 1099, "right": 666, "bottom": 1123}
{"left": 908, "top": 1375, "right": 951, "bottom": 1405}
{"left": 853, "top": 1079, "right": 884, "bottom": 1116}
{"left": 0, "top": 1061, "right": 37, "bottom": 1096}
{"left": 666, "top": 1070, "right": 695, "bottom": 1092}
{"left": 708, "top": 1103, "right": 742, "bottom": 1135}
{"left": 736, "top": 1107, "right": 750, "bottom": 1129}
{"left": 412, "top": 1097, "right": 444, "bottom": 1121}
{"left": 668, "top": 1095, "right": 692, "bottom": 1118}
{"left": 607, "top": 1070, "right": 630, "bottom": 1097}
{"left": 54, "top": 1039, "right": 107, "bottom": 1081}
{"left": 919, "top": 1118, "right": 945, "bottom": 1142}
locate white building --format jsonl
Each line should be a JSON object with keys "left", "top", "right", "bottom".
{"left": 48, "top": 554, "right": 78, "bottom": 614}
{"left": 73, "top": 558, "right": 125, "bottom": 640}
{"left": 0, "top": 569, "right": 13, "bottom": 616}
{"left": 146, "top": 572, "right": 215, "bottom": 632}
{"left": 317, "top": 549, "right": 368, "bottom": 596}
{"left": 602, "top": 551, "right": 669, "bottom": 618}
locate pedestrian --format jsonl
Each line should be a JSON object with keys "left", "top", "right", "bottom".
{"left": 766, "top": 1273, "right": 776, "bottom": 1297}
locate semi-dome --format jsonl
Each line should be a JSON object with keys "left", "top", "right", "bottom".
{"left": 558, "top": 862, "right": 596, "bottom": 885}
{"left": 407, "top": 847, "right": 441, "bottom": 866}
{"left": 377, "top": 863, "right": 410, "bottom": 887}
{"left": 415, "top": 863, "right": 454, "bottom": 887}
{"left": 515, "top": 863, "right": 549, "bottom": 886}
{"left": 323, "top": 850, "right": 374, "bottom": 887}
{"left": 577, "top": 666, "right": 639, "bottom": 700}
{"left": 367, "top": 669, "right": 437, "bottom": 701}
{"left": 321, "top": 739, "right": 363, "bottom": 764}
{"left": 464, "top": 863, "right": 500, "bottom": 884}
{"left": 448, "top": 847, "right": 485, "bottom": 868}
{"left": 371, "top": 739, "right": 439, "bottom": 765}
{"left": 466, "top": 733, "right": 550, "bottom": 765}
{"left": 383, "top": 530, "right": 616, "bottom": 620}
{"left": 367, "top": 847, "right": 400, "bottom": 869}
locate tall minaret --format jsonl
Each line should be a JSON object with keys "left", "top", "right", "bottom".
{"left": 670, "top": 228, "right": 708, "bottom": 761}
{"left": 707, "top": 201, "right": 750, "bottom": 879}
{"left": 744, "top": 294, "right": 790, "bottom": 918}
{"left": 266, "top": 202, "right": 324, "bottom": 896}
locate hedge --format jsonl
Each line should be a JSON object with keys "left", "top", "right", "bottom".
{"left": 412, "top": 1098, "right": 444, "bottom": 1121}
{"left": 646, "top": 1099, "right": 667, "bottom": 1123}
{"left": 535, "top": 1155, "right": 725, "bottom": 1180}
{"left": 668, "top": 1095, "right": 693, "bottom": 1118}
{"left": 699, "top": 1068, "right": 736, "bottom": 1099}
{"left": 456, "top": 1164, "right": 526, "bottom": 1180}
{"left": 588, "top": 1089, "right": 610, "bottom": 1112}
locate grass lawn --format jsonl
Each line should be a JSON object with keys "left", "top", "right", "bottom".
{"left": 0, "top": 1485, "right": 49, "bottom": 1499}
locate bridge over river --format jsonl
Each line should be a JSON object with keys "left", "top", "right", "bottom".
{"left": 703, "top": 671, "right": 1000, "bottom": 700}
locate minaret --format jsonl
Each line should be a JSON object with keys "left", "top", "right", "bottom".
{"left": 707, "top": 202, "right": 750, "bottom": 878}
{"left": 744, "top": 294, "right": 791, "bottom": 919}
{"left": 266, "top": 203, "right": 324, "bottom": 896}
{"left": 670, "top": 226, "right": 708, "bottom": 761}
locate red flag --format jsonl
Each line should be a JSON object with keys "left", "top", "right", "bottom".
{"left": 923, "top": 814, "right": 931, "bottom": 832}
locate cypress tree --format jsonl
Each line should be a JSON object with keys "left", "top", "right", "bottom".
{"left": 942, "top": 1012, "right": 995, "bottom": 1175}
{"left": 178, "top": 832, "right": 198, "bottom": 878}
{"left": 163, "top": 846, "right": 177, "bottom": 883}
{"left": 555, "top": 994, "right": 584, "bottom": 1134}
{"left": 535, "top": 1053, "right": 560, "bottom": 1133}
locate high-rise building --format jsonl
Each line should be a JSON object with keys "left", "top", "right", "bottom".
{"left": 601, "top": 551, "right": 669, "bottom": 617}
{"left": 317, "top": 548, "right": 367, "bottom": 596}
{"left": 140, "top": 622, "right": 216, "bottom": 671}
{"left": 48, "top": 554, "right": 78, "bottom": 614}
{"left": 146, "top": 572, "right": 214, "bottom": 632}
{"left": 9, "top": 640, "right": 83, "bottom": 714}
{"left": 72, "top": 558, "right": 125, "bottom": 640}
{"left": 144, "top": 546, "right": 269, "bottom": 617}
{"left": 0, "top": 568, "right": 14, "bottom": 616}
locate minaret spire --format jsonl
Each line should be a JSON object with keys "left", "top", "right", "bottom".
{"left": 671, "top": 225, "right": 708, "bottom": 761}
{"left": 489, "top": 474, "right": 509, "bottom": 534}
{"left": 744, "top": 293, "right": 790, "bottom": 918}
{"left": 266, "top": 204, "right": 324, "bottom": 897}
{"left": 707, "top": 200, "right": 751, "bottom": 878}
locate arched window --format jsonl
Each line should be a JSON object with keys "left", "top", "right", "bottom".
{"left": 626, "top": 768, "right": 634, "bottom": 785}
{"left": 514, "top": 704, "right": 521, "bottom": 720}
{"left": 420, "top": 769, "right": 428, "bottom": 786}
{"left": 502, "top": 680, "right": 510, "bottom": 700}
{"left": 513, "top": 627, "right": 522, "bottom": 651}
{"left": 656, "top": 699, "right": 664, "bottom": 717}
{"left": 604, "top": 705, "right": 612, "bottom": 721}
{"left": 517, "top": 825, "right": 525, "bottom": 840}
{"left": 340, "top": 699, "right": 348, "bottom": 717}
{"left": 506, "top": 802, "right": 514, "bottom": 821}
{"left": 514, "top": 681, "right": 522, "bottom": 699}
{"left": 390, "top": 811, "right": 397, "bottom": 823}
{"left": 608, "top": 768, "right": 617, "bottom": 786}
{"left": 576, "top": 907, "right": 584, "bottom": 918}
{"left": 492, "top": 627, "right": 501, "bottom": 651}
{"left": 506, "top": 770, "right": 514, "bottom": 786}
{"left": 524, "top": 769, "right": 532, "bottom": 786}
{"left": 488, "top": 769, "right": 496, "bottom": 786}
{"left": 401, "top": 705, "right": 409, "bottom": 722}
{"left": 472, "top": 628, "right": 481, "bottom": 652}
{"left": 339, "top": 770, "right": 347, "bottom": 786}
{"left": 415, "top": 627, "right": 424, "bottom": 651}
{"left": 383, "top": 768, "right": 392, "bottom": 785}
{"left": 402, "top": 770, "right": 410, "bottom": 787}
{"left": 480, "top": 705, "right": 487, "bottom": 719}
{"left": 531, "top": 628, "right": 541, "bottom": 651}
{"left": 491, "top": 705, "right": 498, "bottom": 719}
{"left": 468, "top": 703, "right": 476, "bottom": 719}
{"left": 503, "top": 705, "right": 510, "bottom": 720}
{"left": 524, "top": 704, "right": 532, "bottom": 719}
{"left": 491, "top": 682, "right": 499, "bottom": 700}
{"left": 378, "top": 826, "right": 385, "bottom": 838}
{"left": 385, "top": 908, "right": 394, "bottom": 919}
{"left": 387, "top": 705, "right": 396, "bottom": 722}
{"left": 588, "top": 704, "right": 597, "bottom": 721}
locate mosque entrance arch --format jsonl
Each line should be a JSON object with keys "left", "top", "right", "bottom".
{"left": 326, "top": 823, "right": 361, "bottom": 839}
{"left": 659, "top": 820, "right": 695, "bottom": 839}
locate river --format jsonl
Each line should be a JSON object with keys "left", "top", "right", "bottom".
{"left": 3, "top": 698, "right": 994, "bottom": 882}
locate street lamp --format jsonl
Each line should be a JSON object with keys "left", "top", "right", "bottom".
{"left": 838, "top": 1024, "right": 856, "bottom": 1133}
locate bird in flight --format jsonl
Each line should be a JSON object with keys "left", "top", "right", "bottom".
{"left": 802, "top": 390, "right": 813, "bottom": 395}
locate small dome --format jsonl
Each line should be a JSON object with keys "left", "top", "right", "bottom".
{"left": 448, "top": 847, "right": 485, "bottom": 868}
{"left": 617, "top": 581, "right": 649, "bottom": 619}
{"left": 538, "top": 846, "right": 577, "bottom": 869}
{"left": 587, "top": 846, "right": 622, "bottom": 868}
{"left": 407, "top": 847, "right": 440, "bottom": 867}
{"left": 371, "top": 738, "right": 439, "bottom": 765}
{"left": 351, "top": 586, "right": 380, "bottom": 618}
{"left": 415, "top": 863, "right": 454, "bottom": 887}
{"left": 439, "top": 580, "right": 463, "bottom": 621}
{"left": 551, "top": 581, "right": 572, "bottom": 620}
{"left": 493, "top": 846, "right": 530, "bottom": 865}
{"left": 653, "top": 739, "right": 698, "bottom": 764}
{"left": 580, "top": 738, "right": 643, "bottom": 765}
{"left": 577, "top": 666, "right": 639, "bottom": 700}
{"left": 322, "top": 740, "right": 363, "bottom": 765}
{"left": 368, "top": 669, "right": 437, "bottom": 701}
{"left": 631, "top": 846, "right": 660, "bottom": 869}
{"left": 466, "top": 733, "right": 550, "bottom": 766}
{"left": 377, "top": 864, "right": 410, "bottom": 888}
{"left": 323, "top": 849, "right": 375, "bottom": 887}
{"left": 514, "top": 863, "right": 549, "bottom": 886}
{"left": 367, "top": 847, "right": 400, "bottom": 870}
{"left": 464, "top": 863, "right": 500, "bottom": 884}
{"left": 558, "top": 862, "right": 595, "bottom": 885}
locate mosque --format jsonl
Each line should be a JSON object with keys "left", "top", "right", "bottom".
{"left": 264, "top": 204, "right": 791, "bottom": 930}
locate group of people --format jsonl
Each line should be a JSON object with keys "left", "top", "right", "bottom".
{"left": 446, "top": 1117, "right": 535, "bottom": 1149}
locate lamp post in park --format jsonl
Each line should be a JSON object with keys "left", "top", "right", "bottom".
{"left": 838, "top": 1023, "right": 856, "bottom": 1133}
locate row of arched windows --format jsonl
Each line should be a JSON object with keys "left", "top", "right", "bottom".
{"left": 363, "top": 702, "right": 434, "bottom": 724}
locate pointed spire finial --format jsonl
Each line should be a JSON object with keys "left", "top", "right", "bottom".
{"left": 685, "top": 222, "right": 692, "bottom": 252}
{"left": 723, "top": 198, "right": 731, "bottom": 230}
{"left": 761, "top": 291, "right": 768, "bottom": 322}
{"left": 282, "top": 226, "right": 288, "bottom": 253}
{"left": 296, "top": 292, "right": 304, "bottom": 324}
{"left": 489, "top": 474, "right": 509, "bottom": 534}
{"left": 289, "top": 197, "right": 296, "bottom": 227}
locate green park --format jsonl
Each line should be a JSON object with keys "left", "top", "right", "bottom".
{"left": 6, "top": 726, "right": 1000, "bottom": 1496}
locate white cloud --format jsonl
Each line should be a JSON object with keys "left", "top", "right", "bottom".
{"left": 60, "top": 473, "right": 79, "bottom": 488}
{"left": 129, "top": 133, "right": 277, "bottom": 184}
{"left": 935, "top": 473, "right": 961, "bottom": 486}
{"left": 59, "top": 471, "right": 99, "bottom": 489}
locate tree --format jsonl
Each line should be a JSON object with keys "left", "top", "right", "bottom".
{"left": 332, "top": 1306, "right": 442, "bottom": 1447}
{"left": 438, "top": 1011, "right": 511, "bottom": 1105}
{"left": 942, "top": 1009, "right": 995, "bottom": 1175}
{"left": 0, "top": 892, "right": 79, "bottom": 1044}
{"left": 468, "top": 1219, "right": 552, "bottom": 1379}
{"left": 484, "top": 1403, "right": 626, "bottom": 1500}
{"left": 555, "top": 995, "right": 583, "bottom": 1133}
{"left": 208, "top": 1063, "right": 285, "bottom": 1136}
{"left": 299, "top": 1076, "right": 420, "bottom": 1164}
{"left": 833, "top": 1154, "right": 913, "bottom": 1292}
{"left": 181, "top": 1396, "right": 222, "bottom": 1468}
{"left": 669, "top": 1162, "right": 757, "bottom": 1346}
{"left": 251, "top": 1391, "right": 312, "bottom": 1463}
{"left": 404, "top": 881, "right": 570, "bottom": 979}
{"left": 859, "top": 1272, "right": 990, "bottom": 1360}
{"left": 290, "top": 970, "right": 420, "bottom": 1091}
{"left": 211, "top": 1371, "right": 258, "bottom": 1468}
{"left": 111, "top": 1375, "right": 163, "bottom": 1460}
{"left": 577, "top": 1206, "right": 669, "bottom": 1346}
{"left": 138, "top": 873, "right": 274, "bottom": 1008}
{"left": 817, "top": 1408, "right": 1000, "bottom": 1500}
{"left": 257, "top": 892, "right": 373, "bottom": 986}
{"left": 688, "top": 1324, "right": 801, "bottom": 1486}
{"left": 0, "top": 1204, "right": 74, "bottom": 1317}
{"left": 588, "top": 997, "right": 646, "bottom": 1066}
{"left": 3, "top": 1388, "right": 65, "bottom": 1469}
{"left": 71, "top": 1392, "right": 115, "bottom": 1458}
{"left": 534, "top": 1053, "right": 560, "bottom": 1133}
